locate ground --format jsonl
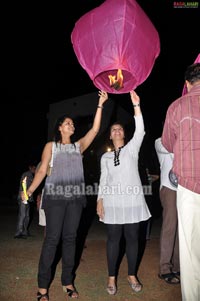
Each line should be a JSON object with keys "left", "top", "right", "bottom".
{"left": 0, "top": 201, "right": 181, "bottom": 301}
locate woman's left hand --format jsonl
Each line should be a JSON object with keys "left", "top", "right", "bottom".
{"left": 130, "top": 90, "right": 140, "bottom": 106}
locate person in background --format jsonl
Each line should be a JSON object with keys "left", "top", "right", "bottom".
{"left": 14, "top": 162, "right": 37, "bottom": 239}
{"left": 21, "top": 90, "right": 108, "bottom": 301}
{"left": 155, "top": 137, "right": 180, "bottom": 284}
{"left": 97, "top": 90, "right": 151, "bottom": 295}
{"left": 162, "top": 63, "right": 200, "bottom": 300}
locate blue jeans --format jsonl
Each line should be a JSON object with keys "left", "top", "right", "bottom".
{"left": 15, "top": 200, "right": 30, "bottom": 236}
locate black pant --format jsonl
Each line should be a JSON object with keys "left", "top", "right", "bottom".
{"left": 106, "top": 223, "right": 139, "bottom": 276}
{"left": 38, "top": 201, "right": 83, "bottom": 288}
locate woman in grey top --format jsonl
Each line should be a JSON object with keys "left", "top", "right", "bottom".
{"left": 97, "top": 90, "right": 151, "bottom": 295}
{"left": 22, "top": 90, "right": 108, "bottom": 300}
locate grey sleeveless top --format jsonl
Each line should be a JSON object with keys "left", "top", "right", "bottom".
{"left": 42, "top": 142, "right": 86, "bottom": 208}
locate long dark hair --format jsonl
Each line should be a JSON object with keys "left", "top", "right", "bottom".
{"left": 53, "top": 114, "right": 72, "bottom": 143}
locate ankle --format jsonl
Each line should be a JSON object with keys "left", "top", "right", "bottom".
{"left": 65, "top": 284, "right": 74, "bottom": 289}
{"left": 38, "top": 288, "right": 47, "bottom": 295}
{"left": 108, "top": 276, "right": 116, "bottom": 285}
{"left": 127, "top": 275, "right": 138, "bottom": 283}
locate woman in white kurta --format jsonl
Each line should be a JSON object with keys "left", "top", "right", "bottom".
{"left": 97, "top": 90, "right": 151, "bottom": 295}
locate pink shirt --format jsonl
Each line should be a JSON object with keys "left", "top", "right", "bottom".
{"left": 162, "top": 84, "right": 200, "bottom": 194}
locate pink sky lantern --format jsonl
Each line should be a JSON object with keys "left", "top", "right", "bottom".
{"left": 182, "top": 53, "right": 200, "bottom": 95}
{"left": 71, "top": 0, "right": 160, "bottom": 93}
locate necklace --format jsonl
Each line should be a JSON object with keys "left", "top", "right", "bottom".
{"left": 114, "top": 146, "right": 124, "bottom": 166}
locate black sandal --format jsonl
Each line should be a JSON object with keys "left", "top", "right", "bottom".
{"left": 173, "top": 271, "right": 180, "bottom": 279}
{"left": 63, "top": 286, "right": 79, "bottom": 298}
{"left": 37, "top": 291, "right": 49, "bottom": 300}
{"left": 158, "top": 273, "right": 180, "bottom": 284}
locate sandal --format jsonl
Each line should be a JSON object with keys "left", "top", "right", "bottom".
{"left": 158, "top": 272, "right": 180, "bottom": 284}
{"left": 63, "top": 286, "right": 79, "bottom": 298}
{"left": 37, "top": 291, "right": 49, "bottom": 300}
{"left": 127, "top": 279, "right": 143, "bottom": 293}
{"left": 173, "top": 271, "right": 180, "bottom": 279}
{"left": 106, "top": 284, "right": 117, "bottom": 295}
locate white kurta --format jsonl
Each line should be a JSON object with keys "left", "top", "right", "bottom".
{"left": 98, "top": 115, "right": 151, "bottom": 224}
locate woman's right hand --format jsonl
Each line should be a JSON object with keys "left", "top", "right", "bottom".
{"left": 98, "top": 90, "right": 108, "bottom": 106}
{"left": 97, "top": 198, "right": 105, "bottom": 220}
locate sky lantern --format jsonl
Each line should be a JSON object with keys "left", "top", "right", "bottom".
{"left": 71, "top": 0, "right": 160, "bottom": 93}
{"left": 182, "top": 53, "right": 200, "bottom": 95}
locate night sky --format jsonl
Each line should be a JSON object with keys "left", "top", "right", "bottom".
{"left": 1, "top": 0, "right": 199, "bottom": 197}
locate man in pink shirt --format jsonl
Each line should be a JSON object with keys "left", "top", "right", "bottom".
{"left": 162, "top": 63, "right": 200, "bottom": 301}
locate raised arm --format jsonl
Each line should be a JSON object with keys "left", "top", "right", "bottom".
{"left": 130, "top": 90, "right": 141, "bottom": 116}
{"left": 78, "top": 90, "right": 108, "bottom": 153}
{"left": 127, "top": 90, "right": 145, "bottom": 153}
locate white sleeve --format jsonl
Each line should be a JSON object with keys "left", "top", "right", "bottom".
{"left": 97, "top": 155, "right": 107, "bottom": 201}
{"left": 127, "top": 114, "right": 145, "bottom": 154}
{"left": 155, "top": 137, "right": 174, "bottom": 161}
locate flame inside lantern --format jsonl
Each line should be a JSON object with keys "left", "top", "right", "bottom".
{"left": 108, "top": 69, "right": 124, "bottom": 91}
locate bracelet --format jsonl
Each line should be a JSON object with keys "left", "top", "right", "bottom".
{"left": 133, "top": 104, "right": 140, "bottom": 107}
{"left": 97, "top": 105, "right": 103, "bottom": 109}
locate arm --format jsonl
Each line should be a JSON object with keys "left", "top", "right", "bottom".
{"left": 78, "top": 90, "right": 108, "bottom": 153}
{"left": 97, "top": 156, "right": 107, "bottom": 200}
{"left": 96, "top": 198, "right": 104, "bottom": 220}
{"left": 97, "top": 155, "right": 107, "bottom": 220}
{"left": 128, "top": 90, "right": 145, "bottom": 152}
{"left": 36, "top": 193, "right": 42, "bottom": 211}
{"left": 23, "top": 142, "right": 52, "bottom": 199}
{"left": 155, "top": 137, "right": 170, "bottom": 155}
{"left": 130, "top": 90, "right": 141, "bottom": 116}
{"left": 162, "top": 105, "right": 177, "bottom": 153}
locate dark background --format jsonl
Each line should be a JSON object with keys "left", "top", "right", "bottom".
{"left": 0, "top": 0, "right": 199, "bottom": 198}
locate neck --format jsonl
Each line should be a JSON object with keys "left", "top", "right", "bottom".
{"left": 186, "top": 80, "right": 200, "bottom": 92}
{"left": 113, "top": 142, "right": 124, "bottom": 150}
{"left": 60, "top": 137, "right": 71, "bottom": 144}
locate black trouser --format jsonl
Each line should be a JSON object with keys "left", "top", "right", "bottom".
{"left": 38, "top": 201, "right": 83, "bottom": 288}
{"left": 15, "top": 201, "right": 30, "bottom": 236}
{"left": 106, "top": 223, "right": 139, "bottom": 276}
